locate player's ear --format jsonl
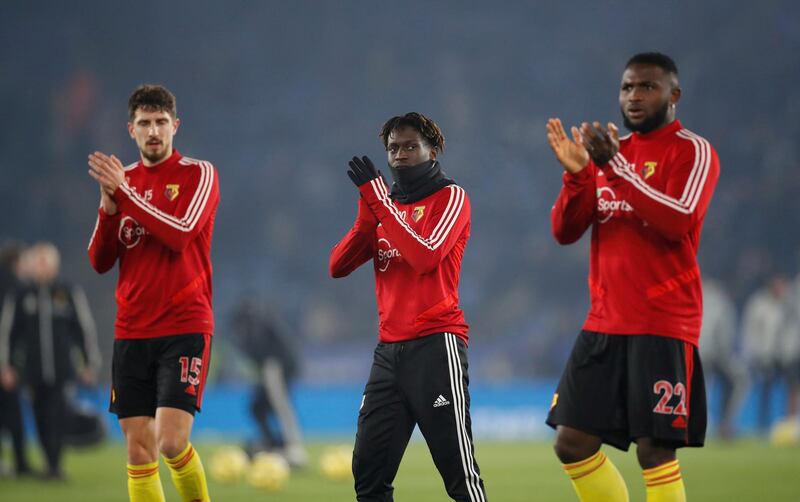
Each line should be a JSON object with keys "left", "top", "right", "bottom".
{"left": 173, "top": 117, "right": 180, "bottom": 135}
{"left": 670, "top": 77, "right": 682, "bottom": 106}
{"left": 127, "top": 122, "right": 135, "bottom": 139}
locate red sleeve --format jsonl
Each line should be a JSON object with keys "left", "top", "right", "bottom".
{"left": 359, "top": 180, "right": 469, "bottom": 275}
{"left": 113, "top": 162, "right": 219, "bottom": 252}
{"left": 329, "top": 198, "right": 377, "bottom": 278}
{"left": 87, "top": 207, "right": 121, "bottom": 273}
{"left": 603, "top": 137, "right": 720, "bottom": 242}
{"left": 551, "top": 163, "right": 597, "bottom": 244}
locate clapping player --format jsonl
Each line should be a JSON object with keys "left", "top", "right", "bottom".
{"left": 545, "top": 53, "right": 720, "bottom": 502}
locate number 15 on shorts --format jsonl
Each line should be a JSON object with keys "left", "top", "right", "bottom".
{"left": 179, "top": 356, "right": 202, "bottom": 386}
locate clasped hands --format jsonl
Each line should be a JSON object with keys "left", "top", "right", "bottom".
{"left": 88, "top": 151, "right": 125, "bottom": 215}
{"left": 546, "top": 118, "right": 620, "bottom": 174}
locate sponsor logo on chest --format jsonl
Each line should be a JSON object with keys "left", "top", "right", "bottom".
{"left": 596, "top": 186, "right": 633, "bottom": 223}
{"left": 376, "top": 238, "right": 401, "bottom": 272}
{"left": 119, "top": 216, "right": 147, "bottom": 248}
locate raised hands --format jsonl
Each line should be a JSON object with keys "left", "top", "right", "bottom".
{"left": 98, "top": 185, "right": 118, "bottom": 216}
{"left": 347, "top": 156, "right": 382, "bottom": 188}
{"left": 88, "top": 151, "right": 125, "bottom": 215}
{"left": 579, "top": 121, "right": 620, "bottom": 166}
{"left": 546, "top": 118, "right": 590, "bottom": 174}
{"left": 88, "top": 151, "right": 126, "bottom": 195}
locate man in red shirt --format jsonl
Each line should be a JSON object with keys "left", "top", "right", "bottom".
{"left": 330, "top": 113, "right": 487, "bottom": 502}
{"left": 87, "top": 85, "right": 218, "bottom": 502}
{"left": 545, "top": 53, "right": 719, "bottom": 502}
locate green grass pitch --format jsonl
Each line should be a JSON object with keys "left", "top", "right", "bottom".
{"left": 1, "top": 439, "right": 797, "bottom": 501}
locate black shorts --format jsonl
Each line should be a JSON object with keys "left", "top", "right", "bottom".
{"left": 546, "top": 331, "right": 706, "bottom": 451}
{"left": 109, "top": 333, "right": 212, "bottom": 419}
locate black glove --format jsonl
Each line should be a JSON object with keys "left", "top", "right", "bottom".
{"left": 347, "top": 156, "right": 381, "bottom": 187}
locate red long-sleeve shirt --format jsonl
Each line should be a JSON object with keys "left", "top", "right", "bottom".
{"left": 330, "top": 179, "right": 470, "bottom": 343}
{"left": 551, "top": 120, "right": 719, "bottom": 346}
{"left": 87, "top": 150, "right": 219, "bottom": 339}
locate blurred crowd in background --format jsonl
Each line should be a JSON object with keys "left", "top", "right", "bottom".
{"left": 1, "top": 0, "right": 799, "bottom": 475}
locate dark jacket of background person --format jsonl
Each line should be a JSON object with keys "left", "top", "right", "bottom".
{"left": 0, "top": 281, "right": 101, "bottom": 386}
{"left": 0, "top": 243, "right": 31, "bottom": 476}
{"left": 230, "top": 300, "right": 299, "bottom": 380}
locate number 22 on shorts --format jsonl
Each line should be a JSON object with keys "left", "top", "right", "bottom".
{"left": 652, "top": 380, "right": 687, "bottom": 415}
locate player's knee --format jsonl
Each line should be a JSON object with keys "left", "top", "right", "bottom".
{"left": 553, "top": 428, "right": 599, "bottom": 464}
{"left": 553, "top": 437, "right": 580, "bottom": 464}
{"left": 126, "top": 436, "right": 157, "bottom": 464}
{"left": 157, "top": 435, "right": 189, "bottom": 459}
{"left": 635, "top": 439, "right": 676, "bottom": 469}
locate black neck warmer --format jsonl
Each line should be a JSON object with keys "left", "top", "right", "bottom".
{"left": 389, "top": 160, "right": 455, "bottom": 204}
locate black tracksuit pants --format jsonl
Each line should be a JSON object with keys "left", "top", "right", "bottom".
{"left": 31, "top": 383, "right": 66, "bottom": 475}
{"left": 0, "top": 386, "right": 30, "bottom": 473}
{"left": 353, "top": 332, "right": 487, "bottom": 502}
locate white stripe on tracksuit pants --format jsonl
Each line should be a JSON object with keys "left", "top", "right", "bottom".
{"left": 352, "top": 332, "right": 487, "bottom": 502}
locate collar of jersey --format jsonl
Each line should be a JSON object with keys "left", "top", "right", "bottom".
{"left": 138, "top": 149, "right": 182, "bottom": 170}
{"left": 631, "top": 120, "right": 682, "bottom": 142}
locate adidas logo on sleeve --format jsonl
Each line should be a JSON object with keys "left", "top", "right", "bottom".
{"left": 433, "top": 394, "right": 451, "bottom": 408}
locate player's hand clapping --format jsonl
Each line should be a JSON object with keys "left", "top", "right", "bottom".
{"left": 88, "top": 151, "right": 126, "bottom": 195}
{"left": 99, "top": 185, "right": 118, "bottom": 216}
{"left": 579, "top": 121, "right": 620, "bottom": 166}
{"left": 546, "top": 118, "right": 590, "bottom": 174}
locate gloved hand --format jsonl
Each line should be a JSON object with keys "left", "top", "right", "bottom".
{"left": 347, "top": 156, "right": 382, "bottom": 187}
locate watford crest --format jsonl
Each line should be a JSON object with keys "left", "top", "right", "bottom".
{"left": 165, "top": 184, "right": 180, "bottom": 201}
{"left": 643, "top": 161, "right": 657, "bottom": 179}
{"left": 412, "top": 205, "right": 426, "bottom": 222}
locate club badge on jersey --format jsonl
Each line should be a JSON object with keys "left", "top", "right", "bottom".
{"left": 165, "top": 184, "right": 180, "bottom": 201}
{"left": 642, "top": 161, "right": 658, "bottom": 179}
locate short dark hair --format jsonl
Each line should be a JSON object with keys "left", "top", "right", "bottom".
{"left": 626, "top": 52, "right": 679, "bottom": 76}
{"left": 128, "top": 84, "right": 177, "bottom": 121}
{"left": 379, "top": 112, "right": 445, "bottom": 154}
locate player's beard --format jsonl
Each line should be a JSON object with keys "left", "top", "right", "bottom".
{"left": 622, "top": 100, "right": 669, "bottom": 134}
{"left": 141, "top": 142, "right": 169, "bottom": 164}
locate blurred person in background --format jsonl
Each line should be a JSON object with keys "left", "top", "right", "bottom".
{"left": 785, "top": 274, "right": 800, "bottom": 424}
{"left": 87, "top": 84, "right": 219, "bottom": 502}
{"left": 0, "top": 241, "right": 33, "bottom": 477}
{"left": 229, "top": 298, "right": 307, "bottom": 467}
{"left": 764, "top": 273, "right": 800, "bottom": 432}
{"left": 698, "top": 278, "right": 749, "bottom": 439}
{"left": 330, "top": 112, "right": 488, "bottom": 502}
{"left": 0, "top": 242, "right": 101, "bottom": 480}
{"left": 741, "top": 274, "right": 793, "bottom": 432}
{"left": 545, "top": 52, "right": 719, "bottom": 502}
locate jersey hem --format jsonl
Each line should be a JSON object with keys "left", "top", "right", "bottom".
{"left": 582, "top": 322, "right": 698, "bottom": 346}
{"left": 114, "top": 325, "right": 214, "bottom": 339}
{"left": 379, "top": 327, "right": 469, "bottom": 345}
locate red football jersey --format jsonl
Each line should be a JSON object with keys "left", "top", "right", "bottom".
{"left": 330, "top": 181, "right": 470, "bottom": 343}
{"left": 88, "top": 150, "right": 219, "bottom": 339}
{"left": 551, "top": 120, "right": 719, "bottom": 346}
